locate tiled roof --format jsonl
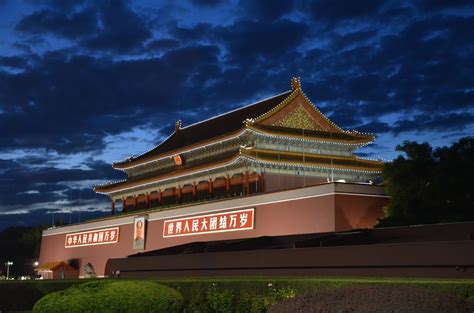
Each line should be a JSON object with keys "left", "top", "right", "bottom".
{"left": 114, "top": 90, "right": 293, "bottom": 167}
{"left": 241, "top": 148, "right": 383, "bottom": 172}
{"left": 96, "top": 152, "right": 242, "bottom": 193}
{"left": 250, "top": 124, "right": 374, "bottom": 144}
{"left": 95, "top": 148, "right": 382, "bottom": 194}
{"left": 36, "top": 261, "right": 76, "bottom": 271}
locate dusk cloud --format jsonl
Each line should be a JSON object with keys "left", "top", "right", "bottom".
{"left": 0, "top": 0, "right": 473, "bottom": 229}
{"left": 16, "top": 8, "right": 99, "bottom": 39}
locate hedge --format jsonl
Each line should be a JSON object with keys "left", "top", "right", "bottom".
{"left": 1, "top": 277, "right": 473, "bottom": 313}
{"left": 32, "top": 280, "right": 183, "bottom": 313}
{"left": 161, "top": 277, "right": 474, "bottom": 313}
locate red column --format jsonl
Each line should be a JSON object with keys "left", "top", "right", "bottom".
{"left": 226, "top": 175, "right": 230, "bottom": 192}
{"left": 178, "top": 186, "right": 182, "bottom": 203}
{"left": 255, "top": 175, "right": 259, "bottom": 193}
{"left": 209, "top": 179, "right": 213, "bottom": 196}
{"left": 260, "top": 174, "right": 264, "bottom": 192}
{"left": 111, "top": 200, "right": 115, "bottom": 215}
{"left": 244, "top": 171, "right": 249, "bottom": 195}
{"left": 134, "top": 196, "right": 138, "bottom": 211}
{"left": 122, "top": 198, "right": 126, "bottom": 213}
{"left": 193, "top": 183, "right": 197, "bottom": 200}
{"left": 159, "top": 191, "right": 163, "bottom": 206}
{"left": 146, "top": 193, "right": 150, "bottom": 208}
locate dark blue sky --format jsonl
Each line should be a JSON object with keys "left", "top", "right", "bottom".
{"left": 0, "top": 0, "right": 473, "bottom": 230}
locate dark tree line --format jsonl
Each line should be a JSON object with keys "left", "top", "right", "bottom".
{"left": 378, "top": 137, "right": 474, "bottom": 227}
{"left": 0, "top": 226, "right": 44, "bottom": 277}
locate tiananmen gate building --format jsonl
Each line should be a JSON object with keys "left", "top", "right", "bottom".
{"left": 37, "top": 78, "right": 389, "bottom": 279}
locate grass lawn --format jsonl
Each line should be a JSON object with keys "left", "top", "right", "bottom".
{"left": 1, "top": 276, "right": 473, "bottom": 312}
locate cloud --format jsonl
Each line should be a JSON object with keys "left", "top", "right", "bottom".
{"left": 0, "top": 208, "right": 109, "bottom": 231}
{"left": 168, "top": 22, "right": 214, "bottom": 42}
{"left": 189, "top": 0, "right": 224, "bottom": 6}
{"left": 144, "top": 38, "right": 180, "bottom": 53}
{"left": 391, "top": 112, "right": 474, "bottom": 134}
{"left": 26, "top": 0, "right": 89, "bottom": 10}
{"left": 310, "top": 0, "right": 383, "bottom": 21}
{"left": 17, "top": 0, "right": 153, "bottom": 53}
{"left": 418, "top": 0, "right": 474, "bottom": 11}
{"left": 0, "top": 156, "right": 124, "bottom": 207}
{"left": 0, "top": 56, "right": 30, "bottom": 69}
{"left": 16, "top": 8, "right": 99, "bottom": 39}
{"left": 356, "top": 120, "right": 392, "bottom": 134}
{"left": 0, "top": 0, "right": 474, "bottom": 226}
{"left": 0, "top": 43, "right": 221, "bottom": 154}
{"left": 353, "top": 112, "right": 474, "bottom": 136}
{"left": 238, "top": 0, "right": 294, "bottom": 22}
{"left": 0, "top": 155, "right": 115, "bottom": 230}
{"left": 217, "top": 19, "right": 308, "bottom": 63}
{"left": 81, "top": 0, "right": 152, "bottom": 53}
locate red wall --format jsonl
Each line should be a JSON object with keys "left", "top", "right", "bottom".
{"left": 39, "top": 186, "right": 388, "bottom": 278}
{"left": 335, "top": 194, "right": 387, "bottom": 230}
{"left": 264, "top": 173, "right": 326, "bottom": 192}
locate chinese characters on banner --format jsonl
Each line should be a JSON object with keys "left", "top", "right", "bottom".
{"left": 163, "top": 208, "right": 254, "bottom": 238}
{"left": 65, "top": 227, "right": 119, "bottom": 248}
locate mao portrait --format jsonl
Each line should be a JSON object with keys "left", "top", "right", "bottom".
{"left": 133, "top": 216, "right": 146, "bottom": 250}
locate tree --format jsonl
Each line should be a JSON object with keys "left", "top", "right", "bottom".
{"left": 0, "top": 226, "right": 44, "bottom": 277}
{"left": 378, "top": 137, "right": 474, "bottom": 227}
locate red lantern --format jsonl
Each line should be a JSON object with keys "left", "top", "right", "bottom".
{"left": 173, "top": 155, "right": 183, "bottom": 166}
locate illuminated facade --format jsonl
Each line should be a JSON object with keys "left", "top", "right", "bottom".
{"left": 95, "top": 78, "right": 382, "bottom": 214}
{"left": 38, "top": 78, "right": 388, "bottom": 279}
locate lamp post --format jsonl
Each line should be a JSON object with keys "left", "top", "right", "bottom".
{"left": 5, "top": 261, "right": 13, "bottom": 280}
{"left": 33, "top": 261, "right": 39, "bottom": 279}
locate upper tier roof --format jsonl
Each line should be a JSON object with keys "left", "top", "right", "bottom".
{"left": 113, "top": 78, "right": 376, "bottom": 170}
{"left": 113, "top": 90, "right": 293, "bottom": 168}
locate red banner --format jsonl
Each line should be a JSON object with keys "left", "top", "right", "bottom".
{"left": 65, "top": 227, "right": 119, "bottom": 248}
{"left": 163, "top": 208, "right": 254, "bottom": 238}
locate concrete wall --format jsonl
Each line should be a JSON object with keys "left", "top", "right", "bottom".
{"left": 107, "top": 240, "right": 474, "bottom": 279}
{"left": 39, "top": 183, "right": 388, "bottom": 278}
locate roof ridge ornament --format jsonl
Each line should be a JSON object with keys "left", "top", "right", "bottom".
{"left": 175, "top": 120, "right": 182, "bottom": 132}
{"left": 291, "top": 77, "right": 301, "bottom": 90}
{"left": 244, "top": 118, "right": 254, "bottom": 126}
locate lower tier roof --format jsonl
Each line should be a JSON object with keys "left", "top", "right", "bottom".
{"left": 95, "top": 149, "right": 382, "bottom": 195}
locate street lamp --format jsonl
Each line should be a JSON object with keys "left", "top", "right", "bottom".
{"left": 5, "top": 261, "right": 13, "bottom": 280}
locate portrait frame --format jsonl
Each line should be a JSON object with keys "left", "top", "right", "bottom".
{"left": 133, "top": 216, "right": 147, "bottom": 250}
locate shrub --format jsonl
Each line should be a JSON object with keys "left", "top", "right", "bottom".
{"left": 181, "top": 281, "right": 297, "bottom": 313}
{"left": 206, "top": 283, "right": 234, "bottom": 313}
{"left": 264, "top": 283, "right": 296, "bottom": 309}
{"left": 3, "top": 277, "right": 474, "bottom": 312}
{"left": 268, "top": 285, "right": 474, "bottom": 313}
{"left": 32, "top": 280, "right": 184, "bottom": 313}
